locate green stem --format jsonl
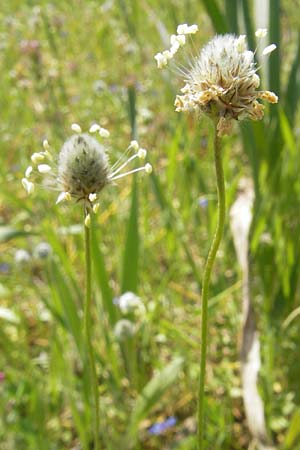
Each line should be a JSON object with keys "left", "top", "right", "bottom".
{"left": 84, "top": 209, "right": 100, "bottom": 450}
{"left": 197, "top": 123, "right": 226, "bottom": 450}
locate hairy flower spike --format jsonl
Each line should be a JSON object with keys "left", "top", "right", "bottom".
{"left": 21, "top": 124, "right": 152, "bottom": 211}
{"left": 170, "top": 32, "right": 278, "bottom": 135}
{"left": 58, "top": 134, "right": 110, "bottom": 198}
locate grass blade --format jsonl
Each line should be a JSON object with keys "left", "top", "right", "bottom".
{"left": 121, "top": 178, "right": 139, "bottom": 293}
{"left": 202, "top": 0, "right": 228, "bottom": 34}
{"left": 269, "top": 0, "right": 281, "bottom": 97}
{"left": 285, "top": 33, "right": 300, "bottom": 126}
{"left": 241, "top": 0, "right": 255, "bottom": 51}
{"left": 91, "top": 222, "right": 117, "bottom": 326}
{"left": 225, "top": 0, "right": 238, "bottom": 33}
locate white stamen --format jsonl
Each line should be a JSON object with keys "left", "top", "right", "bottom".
{"left": 89, "top": 124, "right": 101, "bottom": 133}
{"left": 130, "top": 140, "right": 139, "bottom": 151}
{"left": 56, "top": 191, "right": 71, "bottom": 204}
{"left": 237, "top": 35, "right": 246, "bottom": 52}
{"left": 110, "top": 165, "right": 149, "bottom": 181}
{"left": 99, "top": 127, "right": 110, "bottom": 138}
{"left": 43, "top": 139, "right": 50, "bottom": 150}
{"left": 31, "top": 152, "right": 45, "bottom": 164}
{"left": 25, "top": 166, "right": 33, "bottom": 178}
{"left": 109, "top": 153, "right": 139, "bottom": 178}
{"left": 93, "top": 203, "right": 100, "bottom": 213}
{"left": 22, "top": 178, "right": 35, "bottom": 194}
{"left": 170, "top": 34, "right": 186, "bottom": 47}
{"left": 89, "top": 193, "right": 97, "bottom": 202}
{"left": 145, "top": 163, "right": 152, "bottom": 174}
{"left": 255, "top": 28, "right": 268, "bottom": 38}
{"left": 177, "top": 23, "right": 198, "bottom": 35}
{"left": 71, "top": 123, "right": 82, "bottom": 133}
{"left": 38, "top": 164, "right": 52, "bottom": 174}
{"left": 85, "top": 213, "right": 91, "bottom": 228}
{"left": 154, "top": 52, "right": 168, "bottom": 68}
{"left": 262, "top": 44, "right": 277, "bottom": 56}
{"left": 138, "top": 148, "right": 147, "bottom": 159}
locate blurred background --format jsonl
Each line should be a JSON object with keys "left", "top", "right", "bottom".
{"left": 0, "top": 1, "right": 300, "bottom": 449}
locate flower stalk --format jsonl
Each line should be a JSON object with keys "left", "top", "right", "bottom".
{"left": 84, "top": 208, "right": 100, "bottom": 450}
{"left": 197, "top": 121, "right": 225, "bottom": 450}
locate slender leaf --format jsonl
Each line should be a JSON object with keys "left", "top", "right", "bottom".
{"left": 121, "top": 178, "right": 139, "bottom": 293}
{"left": 202, "top": 0, "right": 228, "bottom": 34}
{"left": 241, "top": 0, "right": 255, "bottom": 51}
{"left": 91, "top": 222, "right": 117, "bottom": 326}
{"left": 285, "top": 33, "right": 300, "bottom": 126}
{"left": 49, "top": 259, "right": 83, "bottom": 354}
{"left": 225, "top": 0, "right": 238, "bottom": 33}
{"left": 269, "top": 0, "right": 281, "bottom": 97}
{"left": 284, "top": 409, "right": 300, "bottom": 449}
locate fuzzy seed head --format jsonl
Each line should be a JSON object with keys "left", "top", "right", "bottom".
{"left": 174, "top": 34, "right": 278, "bottom": 135}
{"left": 58, "top": 133, "right": 110, "bottom": 200}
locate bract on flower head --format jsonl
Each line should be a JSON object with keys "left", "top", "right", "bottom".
{"left": 21, "top": 123, "right": 152, "bottom": 213}
{"left": 155, "top": 26, "right": 278, "bottom": 136}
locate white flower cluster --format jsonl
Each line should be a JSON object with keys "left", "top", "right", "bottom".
{"left": 154, "top": 23, "right": 198, "bottom": 68}
{"left": 155, "top": 26, "right": 278, "bottom": 135}
{"left": 22, "top": 124, "right": 152, "bottom": 224}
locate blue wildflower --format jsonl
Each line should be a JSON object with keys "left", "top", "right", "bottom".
{"left": 148, "top": 416, "right": 177, "bottom": 435}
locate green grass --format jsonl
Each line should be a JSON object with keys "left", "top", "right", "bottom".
{"left": 0, "top": 1, "right": 300, "bottom": 449}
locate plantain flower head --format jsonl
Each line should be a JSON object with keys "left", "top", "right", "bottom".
{"left": 22, "top": 123, "right": 152, "bottom": 222}
{"left": 155, "top": 26, "right": 278, "bottom": 136}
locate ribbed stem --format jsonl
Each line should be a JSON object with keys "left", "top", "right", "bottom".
{"left": 84, "top": 209, "right": 100, "bottom": 450}
{"left": 197, "top": 124, "right": 226, "bottom": 450}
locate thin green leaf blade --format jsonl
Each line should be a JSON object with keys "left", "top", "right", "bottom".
{"left": 202, "top": 0, "right": 228, "bottom": 34}
{"left": 91, "top": 222, "right": 117, "bottom": 326}
{"left": 121, "top": 178, "right": 139, "bottom": 293}
{"left": 284, "top": 409, "right": 300, "bottom": 448}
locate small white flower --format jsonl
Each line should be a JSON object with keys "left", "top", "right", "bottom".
{"left": 130, "top": 140, "right": 139, "bottom": 151}
{"left": 145, "top": 163, "right": 152, "bottom": 174}
{"left": 177, "top": 23, "right": 189, "bottom": 34}
{"left": 262, "top": 44, "right": 277, "bottom": 56}
{"left": 34, "top": 242, "right": 52, "bottom": 259}
{"left": 255, "top": 28, "right": 268, "bottom": 38}
{"left": 89, "top": 123, "right": 101, "bottom": 133}
{"left": 56, "top": 191, "right": 71, "bottom": 204}
{"left": 171, "top": 34, "right": 186, "bottom": 47}
{"left": 43, "top": 139, "right": 50, "bottom": 150}
{"left": 237, "top": 35, "right": 247, "bottom": 52}
{"left": 177, "top": 23, "right": 198, "bottom": 35}
{"left": 84, "top": 213, "right": 91, "bottom": 228}
{"left": 118, "top": 292, "right": 146, "bottom": 315}
{"left": 88, "top": 193, "right": 97, "bottom": 202}
{"left": 25, "top": 166, "right": 33, "bottom": 178}
{"left": 31, "top": 152, "right": 45, "bottom": 164}
{"left": 138, "top": 148, "right": 147, "bottom": 159}
{"left": 15, "top": 249, "right": 31, "bottom": 264}
{"left": 22, "top": 178, "right": 35, "bottom": 194}
{"left": 99, "top": 127, "right": 110, "bottom": 138}
{"left": 93, "top": 202, "right": 100, "bottom": 213}
{"left": 154, "top": 52, "right": 168, "bottom": 68}
{"left": 71, "top": 123, "right": 82, "bottom": 133}
{"left": 38, "top": 164, "right": 52, "bottom": 174}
